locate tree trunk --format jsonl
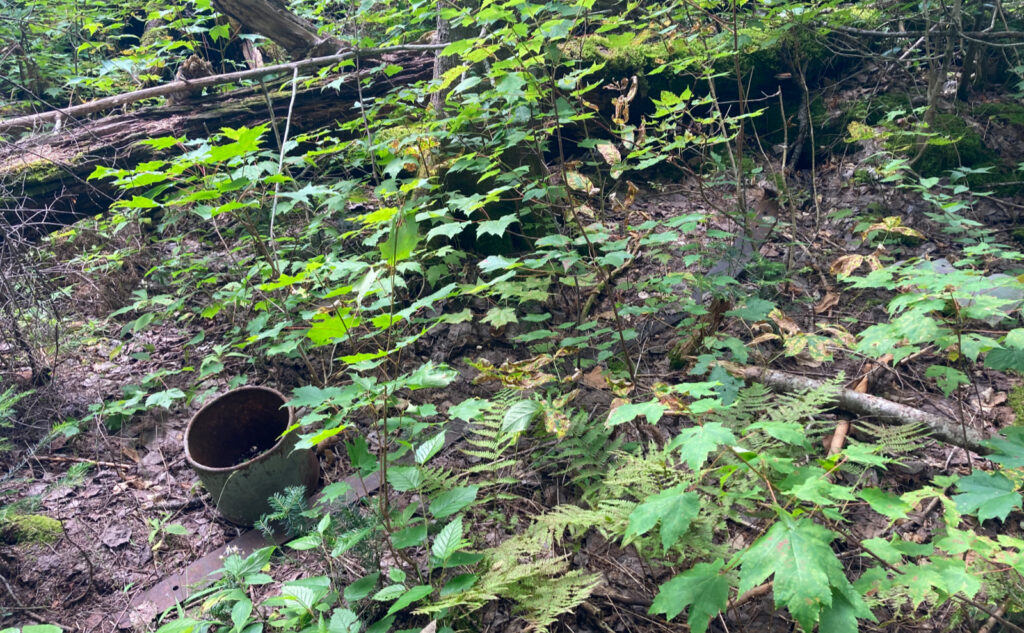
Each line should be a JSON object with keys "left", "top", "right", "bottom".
{"left": 211, "top": 0, "right": 345, "bottom": 59}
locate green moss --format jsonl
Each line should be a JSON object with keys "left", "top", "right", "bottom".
{"left": 3, "top": 514, "right": 63, "bottom": 544}
{"left": 568, "top": 34, "right": 680, "bottom": 75}
{"left": 1010, "top": 384, "right": 1024, "bottom": 426}
{"left": 0, "top": 158, "right": 62, "bottom": 185}
{"left": 973, "top": 101, "right": 1024, "bottom": 127}
{"left": 914, "top": 113, "right": 996, "bottom": 176}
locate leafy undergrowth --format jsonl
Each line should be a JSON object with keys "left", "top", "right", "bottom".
{"left": 3, "top": 0, "right": 1024, "bottom": 632}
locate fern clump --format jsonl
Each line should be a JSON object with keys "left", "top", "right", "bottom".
{"left": 537, "top": 408, "right": 626, "bottom": 504}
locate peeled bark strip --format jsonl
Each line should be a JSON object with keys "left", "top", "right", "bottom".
{"left": 735, "top": 365, "right": 989, "bottom": 453}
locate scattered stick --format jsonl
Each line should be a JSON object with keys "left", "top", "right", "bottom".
{"left": 0, "top": 572, "right": 49, "bottom": 622}
{"left": 728, "top": 581, "right": 772, "bottom": 611}
{"left": 827, "top": 419, "right": 850, "bottom": 456}
{"left": 723, "top": 364, "right": 989, "bottom": 452}
{"left": 32, "top": 455, "right": 133, "bottom": 470}
{"left": 978, "top": 599, "right": 1010, "bottom": 633}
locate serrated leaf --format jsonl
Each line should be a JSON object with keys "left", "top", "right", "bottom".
{"left": 482, "top": 306, "right": 517, "bottom": 328}
{"left": 606, "top": 399, "right": 665, "bottom": 427}
{"left": 501, "top": 400, "right": 541, "bottom": 434}
{"left": 145, "top": 388, "right": 185, "bottom": 409}
{"left": 288, "top": 385, "right": 356, "bottom": 409}
{"left": 477, "top": 214, "right": 518, "bottom": 238}
{"left": 328, "top": 608, "right": 360, "bottom": 633}
{"left": 784, "top": 475, "right": 857, "bottom": 506}
{"left": 429, "top": 485, "right": 478, "bottom": 519}
{"left": 372, "top": 584, "right": 407, "bottom": 602}
{"left": 440, "top": 573, "right": 478, "bottom": 597}
{"left": 448, "top": 398, "right": 489, "bottom": 421}
{"left": 415, "top": 431, "right": 447, "bottom": 464}
{"left": 386, "top": 466, "right": 423, "bottom": 492}
{"left": 725, "top": 298, "right": 776, "bottom": 321}
{"left": 432, "top": 516, "right": 463, "bottom": 561}
{"left": 981, "top": 427, "right": 1024, "bottom": 468}
{"left": 858, "top": 488, "right": 912, "bottom": 520}
{"left": 649, "top": 559, "right": 729, "bottom": 633}
{"left": 740, "top": 513, "right": 855, "bottom": 632}
{"left": 625, "top": 484, "right": 700, "bottom": 552}
{"left": 307, "top": 310, "right": 361, "bottom": 346}
{"left": 426, "top": 221, "right": 470, "bottom": 242}
{"left": 667, "top": 423, "right": 736, "bottom": 470}
{"left": 386, "top": 585, "right": 433, "bottom": 616}
{"left": 952, "top": 471, "right": 1022, "bottom": 522}
{"left": 286, "top": 534, "right": 321, "bottom": 550}
{"left": 818, "top": 587, "right": 863, "bottom": 633}
{"left": 391, "top": 523, "right": 427, "bottom": 549}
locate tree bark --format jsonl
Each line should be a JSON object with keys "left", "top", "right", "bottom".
{"left": 211, "top": 0, "right": 345, "bottom": 59}
{"left": 733, "top": 364, "right": 990, "bottom": 453}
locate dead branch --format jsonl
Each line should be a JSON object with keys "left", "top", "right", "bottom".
{"left": 729, "top": 364, "right": 989, "bottom": 452}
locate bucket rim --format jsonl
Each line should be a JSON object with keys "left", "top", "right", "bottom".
{"left": 183, "top": 385, "right": 295, "bottom": 473}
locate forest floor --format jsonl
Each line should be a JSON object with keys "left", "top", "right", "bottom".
{"left": 3, "top": 92, "right": 1024, "bottom": 633}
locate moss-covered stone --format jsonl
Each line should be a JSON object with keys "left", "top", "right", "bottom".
{"left": 2, "top": 514, "right": 63, "bottom": 544}
{"left": 1009, "top": 384, "right": 1024, "bottom": 426}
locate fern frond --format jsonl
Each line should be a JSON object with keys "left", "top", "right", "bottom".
{"left": 458, "top": 389, "right": 528, "bottom": 497}
{"left": 537, "top": 409, "right": 624, "bottom": 504}
{"left": 856, "top": 420, "right": 930, "bottom": 458}
{"left": 422, "top": 529, "right": 600, "bottom": 632}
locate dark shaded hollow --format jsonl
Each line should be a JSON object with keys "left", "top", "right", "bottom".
{"left": 186, "top": 388, "right": 288, "bottom": 469}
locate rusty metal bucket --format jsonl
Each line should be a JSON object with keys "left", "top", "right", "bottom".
{"left": 184, "top": 386, "right": 318, "bottom": 525}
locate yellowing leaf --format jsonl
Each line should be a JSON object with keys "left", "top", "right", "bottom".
{"left": 830, "top": 254, "right": 864, "bottom": 278}
{"left": 814, "top": 291, "right": 840, "bottom": 314}
{"left": 769, "top": 308, "right": 801, "bottom": 336}
{"left": 564, "top": 168, "right": 599, "bottom": 195}
{"left": 595, "top": 142, "right": 621, "bottom": 166}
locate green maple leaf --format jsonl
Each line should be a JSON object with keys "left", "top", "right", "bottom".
{"left": 898, "top": 562, "right": 946, "bottom": 608}
{"left": 953, "top": 471, "right": 1022, "bottom": 523}
{"left": 482, "top": 306, "right": 517, "bottom": 328}
{"left": 625, "top": 484, "right": 700, "bottom": 552}
{"left": 667, "top": 422, "right": 736, "bottom": 471}
{"left": 740, "top": 513, "right": 865, "bottom": 632}
{"left": 476, "top": 214, "right": 518, "bottom": 238}
{"left": 858, "top": 487, "right": 912, "bottom": 521}
{"left": 649, "top": 559, "right": 729, "bottom": 633}
{"left": 981, "top": 427, "right": 1024, "bottom": 469}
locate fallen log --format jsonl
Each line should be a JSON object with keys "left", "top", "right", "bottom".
{"left": 0, "top": 50, "right": 434, "bottom": 241}
{"left": 0, "top": 44, "right": 444, "bottom": 135}
{"left": 728, "top": 364, "right": 990, "bottom": 453}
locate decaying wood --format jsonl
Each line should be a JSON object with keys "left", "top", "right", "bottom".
{"left": 0, "top": 45, "right": 443, "bottom": 135}
{"left": 0, "top": 52, "right": 435, "bottom": 239}
{"left": 731, "top": 364, "right": 989, "bottom": 453}
{"left": 212, "top": 0, "right": 344, "bottom": 59}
